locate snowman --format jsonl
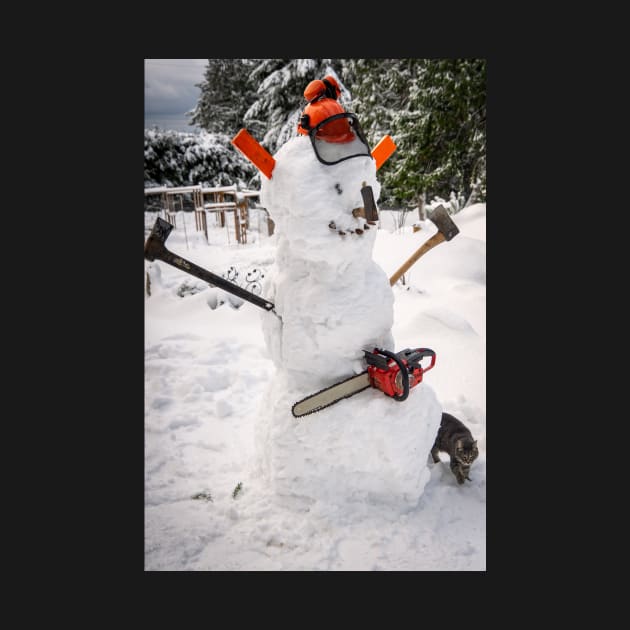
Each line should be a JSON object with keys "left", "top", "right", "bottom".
{"left": 235, "top": 75, "right": 442, "bottom": 508}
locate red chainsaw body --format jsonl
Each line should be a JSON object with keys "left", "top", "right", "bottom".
{"left": 367, "top": 361, "right": 422, "bottom": 397}
{"left": 365, "top": 347, "right": 436, "bottom": 398}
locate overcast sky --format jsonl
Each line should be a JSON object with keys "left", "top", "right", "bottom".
{"left": 144, "top": 59, "right": 207, "bottom": 131}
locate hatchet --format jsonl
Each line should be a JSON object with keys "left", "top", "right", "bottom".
{"left": 144, "top": 217, "right": 275, "bottom": 312}
{"left": 389, "top": 205, "right": 460, "bottom": 286}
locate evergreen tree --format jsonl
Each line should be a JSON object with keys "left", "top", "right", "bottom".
{"left": 342, "top": 58, "right": 410, "bottom": 141}
{"left": 189, "top": 59, "right": 261, "bottom": 136}
{"left": 391, "top": 59, "right": 486, "bottom": 206}
{"left": 144, "top": 129, "right": 256, "bottom": 188}
{"left": 244, "top": 58, "right": 348, "bottom": 153}
{"left": 342, "top": 59, "right": 420, "bottom": 206}
{"left": 343, "top": 59, "right": 486, "bottom": 208}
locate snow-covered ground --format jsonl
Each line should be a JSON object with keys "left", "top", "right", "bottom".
{"left": 144, "top": 203, "right": 486, "bottom": 570}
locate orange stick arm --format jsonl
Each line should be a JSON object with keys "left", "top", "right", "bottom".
{"left": 231, "top": 129, "right": 276, "bottom": 179}
{"left": 371, "top": 135, "right": 397, "bottom": 170}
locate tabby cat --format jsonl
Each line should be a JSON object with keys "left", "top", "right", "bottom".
{"left": 431, "top": 412, "right": 479, "bottom": 484}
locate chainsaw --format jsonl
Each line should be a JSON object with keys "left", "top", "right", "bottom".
{"left": 291, "top": 347, "right": 436, "bottom": 418}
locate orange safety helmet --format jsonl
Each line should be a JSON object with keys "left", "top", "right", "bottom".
{"left": 298, "top": 74, "right": 350, "bottom": 140}
{"left": 297, "top": 98, "right": 354, "bottom": 142}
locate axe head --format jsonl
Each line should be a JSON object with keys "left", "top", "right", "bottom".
{"left": 360, "top": 184, "right": 379, "bottom": 222}
{"left": 144, "top": 217, "right": 173, "bottom": 261}
{"left": 427, "top": 204, "right": 459, "bottom": 241}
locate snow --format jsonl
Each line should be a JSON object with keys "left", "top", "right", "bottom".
{"left": 145, "top": 174, "right": 486, "bottom": 570}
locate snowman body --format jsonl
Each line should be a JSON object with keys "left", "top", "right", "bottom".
{"left": 255, "top": 135, "right": 441, "bottom": 507}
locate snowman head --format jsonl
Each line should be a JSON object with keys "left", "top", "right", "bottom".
{"left": 260, "top": 75, "right": 382, "bottom": 249}
{"left": 296, "top": 79, "right": 372, "bottom": 166}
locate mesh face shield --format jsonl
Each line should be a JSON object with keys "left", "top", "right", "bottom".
{"left": 308, "top": 113, "right": 372, "bottom": 166}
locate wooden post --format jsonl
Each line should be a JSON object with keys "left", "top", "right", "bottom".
{"left": 195, "top": 190, "right": 202, "bottom": 231}
{"left": 217, "top": 193, "right": 225, "bottom": 227}
{"left": 237, "top": 199, "right": 248, "bottom": 244}
{"left": 193, "top": 188, "right": 202, "bottom": 214}
{"left": 417, "top": 193, "right": 426, "bottom": 221}
{"left": 258, "top": 207, "right": 274, "bottom": 236}
{"left": 234, "top": 207, "right": 242, "bottom": 244}
{"left": 243, "top": 200, "right": 250, "bottom": 230}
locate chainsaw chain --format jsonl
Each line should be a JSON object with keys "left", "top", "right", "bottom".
{"left": 291, "top": 372, "right": 371, "bottom": 419}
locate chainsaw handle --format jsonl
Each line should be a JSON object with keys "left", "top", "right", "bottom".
{"left": 376, "top": 349, "right": 410, "bottom": 402}
{"left": 405, "top": 348, "right": 436, "bottom": 372}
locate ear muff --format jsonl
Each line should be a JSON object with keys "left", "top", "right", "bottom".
{"left": 304, "top": 79, "right": 327, "bottom": 103}
{"left": 322, "top": 78, "right": 338, "bottom": 100}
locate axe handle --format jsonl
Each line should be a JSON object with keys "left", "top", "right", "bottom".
{"left": 389, "top": 232, "right": 446, "bottom": 286}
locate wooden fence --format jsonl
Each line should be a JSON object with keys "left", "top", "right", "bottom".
{"left": 144, "top": 185, "right": 274, "bottom": 244}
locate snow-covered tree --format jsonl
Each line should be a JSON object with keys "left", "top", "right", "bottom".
{"left": 342, "top": 58, "right": 413, "bottom": 141}
{"left": 144, "top": 128, "right": 256, "bottom": 188}
{"left": 344, "top": 59, "right": 486, "bottom": 207}
{"left": 244, "top": 59, "right": 348, "bottom": 153}
{"left": 392, "top": 59, "right": 486, "bottom": 207}
{"left": 189, "top": 59, "right": 261, "bottom": 136}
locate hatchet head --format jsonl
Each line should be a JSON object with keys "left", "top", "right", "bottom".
{"left": 427, "top": 204, "right": 459, "bottom": 241}
{"left": 144, "top": 217, "right": 173, "bottom": 261}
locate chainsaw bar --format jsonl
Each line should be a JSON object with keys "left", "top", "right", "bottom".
{"left": 291, "top": 372, "right": 371, "bottom": 418}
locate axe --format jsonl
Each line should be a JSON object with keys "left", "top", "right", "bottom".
{"left": 144, "top": 217, "right": 275, "bottom": 312}
{"left": 389, "top": 205, "right": 459, "bottom": 286}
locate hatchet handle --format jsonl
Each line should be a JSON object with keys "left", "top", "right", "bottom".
{"left": 389, "top": 232, "right": 446, "bottom": 286}
{"left": 146, "top": 243, "right": 275, "bottom": 312}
